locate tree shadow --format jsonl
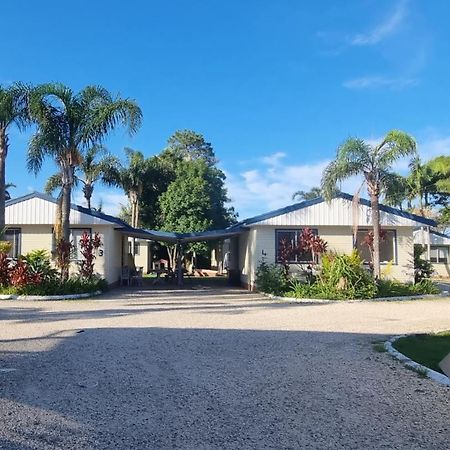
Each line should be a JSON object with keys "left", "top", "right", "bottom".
{"left": 0, "top": 327, "right": 449, "bottom": 449}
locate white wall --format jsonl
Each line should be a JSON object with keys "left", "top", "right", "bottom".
{"left": 239, "top": 225, "right": 415, "bottom": 289}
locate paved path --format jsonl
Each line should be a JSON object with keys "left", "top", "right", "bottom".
{"left": 0, "top": 288, "right": 449, "bottom": 449}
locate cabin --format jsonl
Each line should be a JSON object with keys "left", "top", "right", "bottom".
{"left": 222, "top": 193, "right": 437, "bottom": 289}
{"left": 414, "top": 229, "right": 450, "bottom": 278}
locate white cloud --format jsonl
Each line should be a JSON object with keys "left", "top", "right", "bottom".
{"left": 351, "top": 0, "right": 408, "bottom": 46}
{"left": 343, "top": 76, "right": 417, "bottom": 90}
{"left": 225, "top": 156, "right": 363, "bottom": 219}
{"left": 261, "top": 151, "right": 286, "bottom": 166}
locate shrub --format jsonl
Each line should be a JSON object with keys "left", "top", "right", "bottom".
{"left": 0, "top": 253, "right": 11, "bottom": 286}
{"left": 0, "top": 275, "right": 108, "bottom": 296}
{"left": 414, "top": 246, "right": 434, "bottom": 282}
{"left": 255, "top": 261, "right": 288, "bottom": 295}
{"left": 0, "top": 241, "right": 12, "bottom": 254}
{"left": 22, "top": 250, "right": 58, "bottom": 283}
{"left": 377, "top": 279, "right": 440, "bottom": 297}
{"left": 287, "top": 251, "right": 377, "bottom": 300}
{"left": 78, "top": 232, "right": 102, "bottom": 279}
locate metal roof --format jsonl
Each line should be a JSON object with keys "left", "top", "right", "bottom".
{"left": 230, "top": 192, "right": 436, "bottom": 228}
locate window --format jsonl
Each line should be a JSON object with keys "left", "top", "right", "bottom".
{"left": 70, "top": 228, "right": 91, "bottom": 261}
{"left": 355, "top": 229, "right": 396, "bottom": 264}
{"left": 4, "top": 228, "right": 21, "bottom": 258}
{"left": 275, "top": 229, "right": 318, "bottom": 264}
{"left": 430, "top": 246, "right": 449, "bottom": 264}
{"left": 134, "top": 241, "right": 140, "bottom": 255}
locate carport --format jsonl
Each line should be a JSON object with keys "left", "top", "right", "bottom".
{"left": 120, "top": 226, "right": 244, "bottom": 286}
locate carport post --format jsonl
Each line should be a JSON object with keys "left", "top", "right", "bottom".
{"left": 176, "top": 242, "right": 183, "bottom": 286}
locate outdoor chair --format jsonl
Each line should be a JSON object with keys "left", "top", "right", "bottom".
{"left": 131, "top": 267, "right": 144, "bottom": 286}
{"left": 120, "top": 266, "right": 131, "bottom": 286}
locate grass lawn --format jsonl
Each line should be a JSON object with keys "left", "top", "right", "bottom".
{"left": 393, "top": 331, "right": 450, "bottom": 374}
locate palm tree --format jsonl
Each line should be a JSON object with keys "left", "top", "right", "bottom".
{"left": 292, "top": 187, "right": 322, "bottom": 201}
{"left": 321, "top": 130, "right": 416, "bottom": 279}
{"left": 27, "top": 83, "right": 142, "bottom": 244}
{"left": 0, "top": 83, "right": 30, "bottom": 228}
{"left": 5, "top": 182, "right": 16, "bottom": 201}
{"left": 45, "top": 145, "right": 120, "bottom": 210}
{"left": 111, "top": 148, "right": 147, "bottom": 228}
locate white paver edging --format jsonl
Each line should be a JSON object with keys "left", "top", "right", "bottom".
{"left": 0, "top": 290, "right": 102, "bottom": 301}
{"left": 264, "top": 291, "right": 448, "bottom": 304}
{"left": 385, "top": 335, "right": 450, "bottom": 387}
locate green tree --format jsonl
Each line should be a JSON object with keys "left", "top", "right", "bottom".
{"left": 159, "top": 158, "right": 236, "bottom": 268}
{"left": 161, "top": 129, "right": 217, "bottom": 166}
{"left": 292, "top": 187, "right": 322, "bottom": 201}
{"left": 5, "top": 182, "right": 16, "bottom": 201}
{"left": 45, "top": 145, "right": 120, "bottom": 210}
{"left": 0, "top": 83, "right": 30, "bottom": 228}
{"left": 27, "top": 83, "right": 142, "bottom": 246}
{"left": 111, "top": 148, "right": 148, "bottom": 228}
{"left": 321, "top": 130, "right": 416, "bottom": 278}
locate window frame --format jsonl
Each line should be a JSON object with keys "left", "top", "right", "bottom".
{"left": 275, "top": 228, "right": 318, "bottom": 264}
{"left": 354, "top": 228, "right": 398, "bottom": 265}
{"left": 3, "top": 228, "right": 21, "bottom": 259}
{"left": 430, "top": 245, "right": 449, "bottom": 264}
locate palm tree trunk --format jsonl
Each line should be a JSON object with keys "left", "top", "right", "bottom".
{"left": 0, "top": 129, "right": 8, "bottom": 230}
{"left": 371, "top": 193, "right": 381, "bottom": 279}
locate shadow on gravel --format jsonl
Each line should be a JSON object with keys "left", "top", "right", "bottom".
{"left": 0, "top": 327, "right": 449, "bottom": 449}
{"left": 0, "top": 299, "right": 327, "bottom": 324}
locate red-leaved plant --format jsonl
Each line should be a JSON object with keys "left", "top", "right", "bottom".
{"left": 9, "top": 259, "right": 41, "bottom": 287}
{"left": 55, "top": 239, "right": 73, "bottom": 281}
{"left": 78, "top": 232, "right": 102, "bottom": 279}
{"left": 0, "top": 253, "right": 10, "bottom": 286}
{"left": 298, "top": 228, "right": 328, "bottom": 265}
{"left": 362, "top": 230, "right": 387, "bottom": 266}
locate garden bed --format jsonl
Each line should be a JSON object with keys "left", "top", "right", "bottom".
{"left": 0, "top": 290, "right": 103, "bottom": 301}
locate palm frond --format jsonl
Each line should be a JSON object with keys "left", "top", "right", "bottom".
{"left": 376, "top": 130, "right": 417, "bottom": 168}
{"left": 44, "top": 173, "right": 63, "bottom": 195}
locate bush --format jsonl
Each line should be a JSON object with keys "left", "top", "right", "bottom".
{"left": 255, "top": 261, "right": 288, "bottom": 295}
{"left": 0, "top": 276, "right": 108, "bottom": 296}
{"left": 414, "top": 246, "right": 434, "bottom": 282}
{"left": 377, "top": 279, "right": 440, "bottom": 297}
{"left": 287, "top": 251, "right": 377, "bottom": 300}
{"left": 22, "top": 250, "right": 58, "bottom": 283}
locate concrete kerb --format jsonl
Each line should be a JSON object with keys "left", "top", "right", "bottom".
{"left": 385, "top": 335, "right": 450, "bottom": 388}
{"left": 0, "top": 290, "right": 103, "bottom": 301}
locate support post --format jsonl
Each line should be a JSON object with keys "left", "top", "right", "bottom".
{"left": 427, "top": 226, "right": 431, "bottom": 261}
{"left": 177, "top": 242, "right": 183, "bottom": 286}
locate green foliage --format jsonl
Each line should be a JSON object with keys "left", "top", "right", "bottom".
{"left": 21, "top": 249, "right": 58, "bottom": 282}
{"left": 377, "top": 279, "right": 440, "bottom": 297}
{"left": 255, "top": 261, "right": 288, "bottom": 295}
{"left": 0, "top": 276, "right": 107, "bottom": 296}
{"left": 288, "top": 251, "right": 377, "bottom": 300}
{"left": 414, "top": 246, "right": 434, "bottom": 282}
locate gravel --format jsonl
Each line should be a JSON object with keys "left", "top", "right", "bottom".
{"left": 0, "top": 288, "right": 449, "bottom": 449}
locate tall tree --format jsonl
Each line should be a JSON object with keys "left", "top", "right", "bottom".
{"left": 321, "top": 130, "right": 416, "bottom": 279}
{"left": 112, "top": 148, "right": 147, "bottom": 228}
{"left": 28, "top": 83, "right": 142, "bottom": 245}
{"left": 161, "top": 129, "right": 217, "bottom": 166}
{"left": 45, "top": 145, "right": 120, "bottom": 210}
{"left": 292, "top": 187, "right": 322, "bottom": 201}
{"left": 0, "top": 83, "right": 30, "bottom": 228}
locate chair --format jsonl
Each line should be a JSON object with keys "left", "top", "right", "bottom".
{"left": 131, "top": 267, "right": 144, "bottom": 286}
{"left": 120, "top": 266, "right": 131, "bottom": 286}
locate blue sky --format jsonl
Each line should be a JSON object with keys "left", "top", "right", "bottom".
{"left": 2, "top": 0, "right": 450, "bottom": 219}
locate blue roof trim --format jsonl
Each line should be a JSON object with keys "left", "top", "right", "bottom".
{"left": 430, "top": 230, "right": 450, "bottom": 239}
{"left": 233, "top": 192, "right": 436, "bottom": 227}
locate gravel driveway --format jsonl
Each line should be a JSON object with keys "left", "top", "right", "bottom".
{"left": 0, "top": 287, "right": 449, "bottom": 449}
